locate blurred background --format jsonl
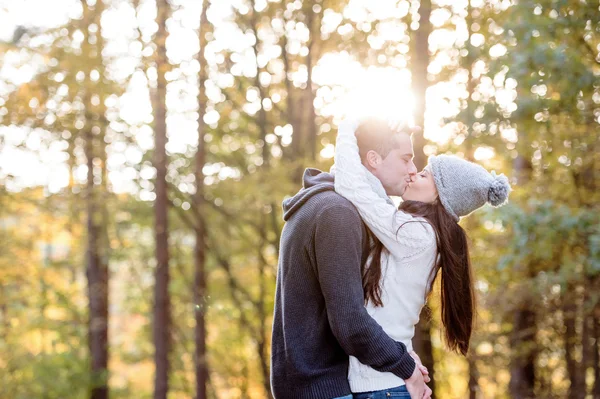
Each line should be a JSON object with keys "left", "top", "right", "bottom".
{"left": 0, "top": 0, "right": 599, "bottom": 398}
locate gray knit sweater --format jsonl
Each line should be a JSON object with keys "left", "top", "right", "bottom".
{"left": 270, "top": 168, "right": 416, "bottom": 399}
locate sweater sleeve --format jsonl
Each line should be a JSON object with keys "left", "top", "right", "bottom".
{"left": 314, "top": 204, "right": 416, "bottom": 380}
{"left": 334, "top": 120, "right": 435, "bottom": 261}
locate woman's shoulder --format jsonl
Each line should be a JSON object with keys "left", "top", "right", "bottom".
{"left": 395, "top": 214, "right": 437, "bottom": 247}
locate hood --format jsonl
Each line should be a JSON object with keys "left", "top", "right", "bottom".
{"left": 282, "top": 168, "right": 334, "bottom": 221}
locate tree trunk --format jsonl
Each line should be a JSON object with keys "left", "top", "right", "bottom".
{"left": 564, "top": 283, "right": 586, "bottom": 399}
{"left": 412, "top": 315, "right": 435, "bottom": 396}
{"left": 564, "top": 294, "right": 578, "bottom": 399}
{"left": 194, "top": 2, "right": 210, "bottom": 398}
{"left": 249, "top": 0, "right": 269, "bottom": 166}
{"left": 468, "top": 352, "right": 479, "bottom": 399}
{"left": 249, "top": 1, "right": 273, "bottom": 395}
{"left": 86, "top": 125, "right": 109, "bottom": 399}
{"left": 463, "top": 0, "right": 477, "bottom": 161}
{"left": 280, "top": 6, "right": 298, "bottom": 162}
{"left": 410, "top": 0, "right": 432, "bottom": 170}
{"left": 410, "top": 0, "right": 435, "bottom": 395}
{"left": 582, "top": 311, "right": 593, "bottom": 397}
{"left": 509, "top": 155, "right": 536, "bottom": 399}
{"left": 593, "top": 309, "right": 600, "bottom": 398}
{"left": 509, "top": 307, "right": 536, "bottom": 399}
{"left": 153, "top": 1, "right": 171, "bottom": 398}
{"left": 304, "top": 0, "right": 320, "bottom": 162}
{"left": 257, "top": 224, "right": 272, "bottom": 398}
{"left": 82, "top": 1, "right": 109, "bottom": 397}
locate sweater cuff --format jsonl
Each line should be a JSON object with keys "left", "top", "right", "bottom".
{"left": 338, "top": 118, "right": 360, "bottom": 137}
{"left": 395, "top": 342, "right": 417, "bottom": 380}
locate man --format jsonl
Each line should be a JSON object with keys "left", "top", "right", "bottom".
{"left": 270, "top": 118, "right": 431, "bottom": 399}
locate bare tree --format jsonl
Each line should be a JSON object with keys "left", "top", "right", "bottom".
{"left": 153, "top": 1, "right": 172, "bottom": 398}
{"left": 194, "top": 1, "right": 211, "bottom": 398}
{"left": 82, "top": 1, "right": 110, "bottom": 397}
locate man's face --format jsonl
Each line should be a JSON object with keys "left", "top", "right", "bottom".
{"left": 367, "top": 133, "right": 417, "bottom": 197}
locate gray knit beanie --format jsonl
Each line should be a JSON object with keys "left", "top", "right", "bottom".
{"left": 429, "top": 154, "right": 511, "bottom": 221}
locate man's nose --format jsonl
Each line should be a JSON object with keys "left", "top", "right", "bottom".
{"left": 408, "top": 161, "right": 418, "bottom": 179}
{"left": 410, "top": 161, "right": 418, "bottom": 174}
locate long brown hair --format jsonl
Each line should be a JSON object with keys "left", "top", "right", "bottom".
{"left": 361, "top": 200, "right": 475, "bottom": 356}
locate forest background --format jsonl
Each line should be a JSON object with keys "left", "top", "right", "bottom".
{"left": 0, "top": 0, "right": 599, "bottom": 398}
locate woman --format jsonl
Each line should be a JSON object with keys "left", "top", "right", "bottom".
{"left": 334, "top": 118, "right": 510, "bottom": 398}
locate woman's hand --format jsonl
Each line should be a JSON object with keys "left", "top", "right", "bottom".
{"left": 404, "top": 364, "right": 432, "bottom": 399}
{"left": 410, "top": 350, "right": 430, "bottom": 383}
{"left": 337, "top": 118, "right": 361, "bottom": 137}
{"left": 404, "top": 351, "right": 432, "bottom": 399}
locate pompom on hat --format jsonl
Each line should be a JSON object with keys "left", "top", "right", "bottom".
{"left": 428, "top": 154, "right": 511, "bottom": 221}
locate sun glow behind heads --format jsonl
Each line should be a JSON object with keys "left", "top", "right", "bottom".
{"left": 314, "top": 53, "right": 415, "bottom": 126}
{"left": 340, "top": 68, "right": 415, "bottom": 125}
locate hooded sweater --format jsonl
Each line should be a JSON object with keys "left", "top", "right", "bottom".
{"left": 270, "top": 169, "right": 416, "bottom": 399}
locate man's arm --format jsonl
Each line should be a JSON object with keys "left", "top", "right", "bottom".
{"left": 314, "top": 203, "right": 416, "bottom": 380}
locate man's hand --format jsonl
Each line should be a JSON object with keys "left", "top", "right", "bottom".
{"left": 405, "top": 351, "right": 432, "bottom": 399}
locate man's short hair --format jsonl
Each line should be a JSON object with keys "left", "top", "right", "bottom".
{"left": 355, "top": 118, "right": 414, "bottom": 164}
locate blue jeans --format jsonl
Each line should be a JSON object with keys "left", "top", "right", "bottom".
{"left": 332, "top": 395, "right": 353, "bottom": 399}
{"left": 352, "top": 385, "right": 410, "bottom": 399}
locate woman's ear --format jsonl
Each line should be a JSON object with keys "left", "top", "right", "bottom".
{"left": 366, "top": 150, "right": 382, "bottom": 169}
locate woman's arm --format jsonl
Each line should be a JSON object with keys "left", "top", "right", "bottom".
{"left": 334, "top": 119, "right": 433, "bottom": 258}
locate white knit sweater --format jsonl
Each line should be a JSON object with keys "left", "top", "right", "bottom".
{"left": 333, "top": 120, "right": 438, "bottom": 393}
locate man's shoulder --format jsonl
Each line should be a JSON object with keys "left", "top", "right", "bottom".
{"left": 313, "top": 190, "right": 359, "bottom": 210}
{"left": 313, "top": 191, "right": 362, "bottom": 223}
